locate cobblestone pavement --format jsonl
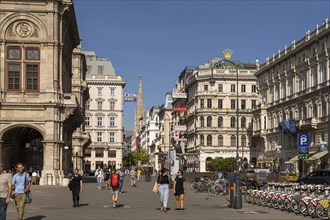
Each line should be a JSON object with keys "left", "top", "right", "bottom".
{"left": 6, "top": 176, "right": 306, "bottom": 220}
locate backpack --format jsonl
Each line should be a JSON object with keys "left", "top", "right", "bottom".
{"left": 111, "top": 173, "right": 119, "bottom": 188}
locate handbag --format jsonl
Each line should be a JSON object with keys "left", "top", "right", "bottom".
{"left": 152, "top": 182, "right": 158, "bottom": 193}
{"left": 25, "top": 190, "right": 32, "bottom": 203}
{"left": 24, "top": 173, "right": 32, "bottom": 204}
{"left": 68, "top": 180, "right": 74, "bottom": 191}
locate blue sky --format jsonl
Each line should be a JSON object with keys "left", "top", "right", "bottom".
{"left": 74, "top": 0, "right": 329, "bottom": 131}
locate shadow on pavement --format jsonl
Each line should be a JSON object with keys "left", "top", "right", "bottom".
{"left": 79, "top": 203, "right": 89, "bottom": 207}
{"left": 25, "top": 215, "right": 47, "bottom": 220}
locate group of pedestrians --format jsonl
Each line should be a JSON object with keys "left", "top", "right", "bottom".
{"left": 156, "top": 168, "right": 186, "bottom": 212}
{"left": 0, "top": 163, "right": 31, "bottom": 220}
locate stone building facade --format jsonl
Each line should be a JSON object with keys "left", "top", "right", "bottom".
{"left": 252, "top": 19, "right": 330, "bottom": 174}
{"left": 84, "top": 51, "right": 126, "bottom": 171}
{"left": 173, "top": 59, "right": 257, "bottom": 172}
{"left": 0, "top": 0, "right": 90, "bottom": 185}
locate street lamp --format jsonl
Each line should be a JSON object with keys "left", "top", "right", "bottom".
{"left": 209, "top": 49, "right": 242, "bottom": 209}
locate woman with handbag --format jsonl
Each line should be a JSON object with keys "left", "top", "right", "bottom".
{"left": 70, "top": 169, "right": 83, "bottom": 207}
{"left": 157, "top": 168, "right": 170, "bottom": 212}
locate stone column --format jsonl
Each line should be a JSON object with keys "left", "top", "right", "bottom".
{"left": 40, "top": 142, "right": 56, "bottom": 186}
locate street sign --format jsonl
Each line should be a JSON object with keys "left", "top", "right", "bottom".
{"left": 298, "top": 133, "right": 309, "bottom": 159}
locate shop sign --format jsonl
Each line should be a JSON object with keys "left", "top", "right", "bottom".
{"left": 172, "top": 92, "right": 187, "bottom": 99}
{"left": 124, "top": 93, "right": 137, "bottom": 102}
{"left": 172, "top": 106, "right": 188, "bottom": 112}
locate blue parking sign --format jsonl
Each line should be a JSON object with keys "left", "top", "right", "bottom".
{"left": 298, "top": 133, "right": 309, "bottom": 159}
{"left": 298, "top": 133, "right": 309, "bottom": 147}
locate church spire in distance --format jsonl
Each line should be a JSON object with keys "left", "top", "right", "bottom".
{"left": 134, "top": 75, "right": 144, "bottom": 137}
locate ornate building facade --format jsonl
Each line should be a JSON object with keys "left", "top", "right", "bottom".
{"left": 252, "top": 19, "right": 330, "bottom": 173}
{"left": 83, "top": 51, "right": 126, "bottom": 170}
{"left": 173, "top": 59, "right": 257, "bottom": 172}
{"left": 0, "top": 0, "right": 90, "bottom": 185}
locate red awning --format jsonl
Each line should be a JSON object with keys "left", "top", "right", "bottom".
{"left": 96, "top": 161, "right": 103, "bottom": 165}
{"left": 85, "top": 149, "right": 91, "bottom": 154}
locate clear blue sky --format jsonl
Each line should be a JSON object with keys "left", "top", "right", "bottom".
{"left": 74, "top": 0, "right": 329, "bottom": 131}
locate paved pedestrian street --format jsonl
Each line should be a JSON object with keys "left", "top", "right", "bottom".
{"left": 7, "top": 177, "right": 304, "bottom": 220}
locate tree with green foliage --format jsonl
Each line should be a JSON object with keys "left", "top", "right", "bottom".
{"left": 208, "top": 157, "right": 236, "bottom": 172}
{"left": 123, "top": 148, "right": 149, "bottom": 168}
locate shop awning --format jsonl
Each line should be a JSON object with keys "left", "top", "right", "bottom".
{"left": 284, "top": 151, "right": 317, "bottom": 164}
{"left": 307, "top": 151, "right": 328, "bottom": 161}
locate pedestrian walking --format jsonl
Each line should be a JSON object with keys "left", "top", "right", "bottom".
{"left": 173, "top": 169, "right": 185, "bottom": 211}
{"left": 70, "top": 169, "right": 83, "bottom": 207}
{"left": 12, "top": 163, "right": 31, "bottom": 220}
{"left": 118, "top": 169, "right": 124, "bottom": 193}
{"left": 104, "top": 169, "right": 110, "bottom": 190}
{"left": 137, "top": 169, "right": 141, "bottom": 180}
{"left": 95, "top": 166, "right": 104, "bottom": 189}
{"left": 157, "top": 168, "right": 170, "bottom": 212}
{"left": 0, "top": 163, "right": 12, "bottom": 220}
{"left": 108, "top": 169, "right": 120, "bottom": 208}
{"left": 129, "top": 168, "right": 136, "bottom": 187}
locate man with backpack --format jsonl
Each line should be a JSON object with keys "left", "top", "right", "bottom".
{"left": 108, "top": 169, "right": 119, "bottom": 208}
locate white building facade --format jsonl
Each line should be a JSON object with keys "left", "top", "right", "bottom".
{"left": 84, "top": 51, "right": 126, "bottom": 170}
{"left": 252, "top": 20, "right": 330, "bottom": 174}
{"left": 173, "top": 60, "right": 257, "bottom": 172}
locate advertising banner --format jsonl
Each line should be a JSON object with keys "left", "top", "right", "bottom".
{"left": 168, "top": 150, "right": 176, "bottom": 174}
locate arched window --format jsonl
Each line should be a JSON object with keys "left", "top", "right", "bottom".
{"left": 200, "top": 135, "right": 205, "bottom": 146}
{"left": 241, "top": 135, "right": 246, "bottom": 147}
{"left": 241, "top": 117, "right": 246, "bottom": 128}
{"left": 218, "top": 116, "right": 223, "bottom": 127}
{"left": 313, "top": 103, "right": 318, "bottom": 117}
{"left": 230, "top": 135, "right": 236, "bottom": 147}
{"left": 200, "top": 116, "right": 204, "bottom": 127}
{"left": 230, "top": 117, "right": 236, "bottom": 128}
{"left": 207, "top": 135, "right": 212, "bottom": 146}
{"left": 218, "top": 135, "right": 223, "bottom": 146}
{"left": 207, "top": 116, "right": 212, "bottom": 127}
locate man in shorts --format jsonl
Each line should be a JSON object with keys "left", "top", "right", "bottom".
{"left": 108, "top": 169, "right": 119, "bottom": 208}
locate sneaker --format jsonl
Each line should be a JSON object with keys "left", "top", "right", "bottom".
{"left": 113, "top": 202, "right": 116, "bottom": 208}
{"left": 163, "top": 208, "right": 168, "bottom": 212}
{"left": 175, "top": 208, "right": 180, "bottom": 211}
{"left": 181, "top": 208, "right": 186, "bottom": 212}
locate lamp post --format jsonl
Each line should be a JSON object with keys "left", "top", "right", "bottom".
{"left": 209, "top": 49, "right": 242, "bottom": 209}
